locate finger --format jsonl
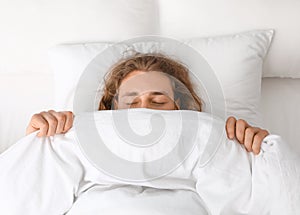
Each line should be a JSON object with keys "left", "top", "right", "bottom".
{"left": 252, "top": 129, "right": 269, "bottom": 155}
{"left": 40, "top": 111, "right": 58, "bottom": 136}
{"left": 226, "top": 116, "right": 236, "bottom": 139}
{"left": 252, "top": 135, "right": 262, "bottom": 155}
{"left": 26, "top": 114, "right": 48, "bottom": 136}
{"left": 235, "top": 119, "right": 249, "bottom": 144}
{"left": 62, "top": 111, "right": 74, "bottom": 133}
{"left": 244, "top": 127, "right": 260, "bottom": 152}
{"left": 49, "top": 110, "right": 66, "bottom": 134}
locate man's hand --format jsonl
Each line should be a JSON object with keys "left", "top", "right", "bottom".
{"left": 26, "top": 110, "right": 74, "bottom": 137}
{"left": 225, "top": 116, "right": 269, "bottom": 155}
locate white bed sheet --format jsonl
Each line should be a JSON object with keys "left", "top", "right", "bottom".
{"left": 0, "top": 110, "right": 299, "bottom": 215}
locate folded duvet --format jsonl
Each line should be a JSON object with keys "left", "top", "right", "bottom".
{"left": 0, "top": 109, "right": 299, "bottom": 215}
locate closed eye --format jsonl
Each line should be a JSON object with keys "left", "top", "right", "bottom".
{"left": 151, "top": 101, "right": 167, "bottom": 105}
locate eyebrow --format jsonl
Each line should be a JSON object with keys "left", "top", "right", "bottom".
{"left": 121, "top": 91, "right": 169, "bottom": 98}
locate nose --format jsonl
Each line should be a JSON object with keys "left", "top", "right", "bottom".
{"left": 134, "top": 95, "right": 150, "bottom": 109}
{"left": 139, "top": 98, "right": 150, "bottom": 109}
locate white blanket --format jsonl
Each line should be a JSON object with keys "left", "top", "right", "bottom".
{"left": 0, "top": 109, "right": 299, "bottom": 215}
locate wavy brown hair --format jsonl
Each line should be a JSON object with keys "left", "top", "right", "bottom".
{"left": 98, "top": 53, "right": 202, "bottom": 111}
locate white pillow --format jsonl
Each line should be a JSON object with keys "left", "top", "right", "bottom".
{"left": 48, "top": 30, "right": 274, "bottom": 126}
{"left": 185, "top": 30, "right": 274, "bottom": 126}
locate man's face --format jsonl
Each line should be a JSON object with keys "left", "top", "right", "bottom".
{"left": 115, "top": 70, "right": 178, "bottom": 110}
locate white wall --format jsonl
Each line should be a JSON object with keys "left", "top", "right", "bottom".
{"left": 0, "top": 0, "right": 159, "bottom": 75}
